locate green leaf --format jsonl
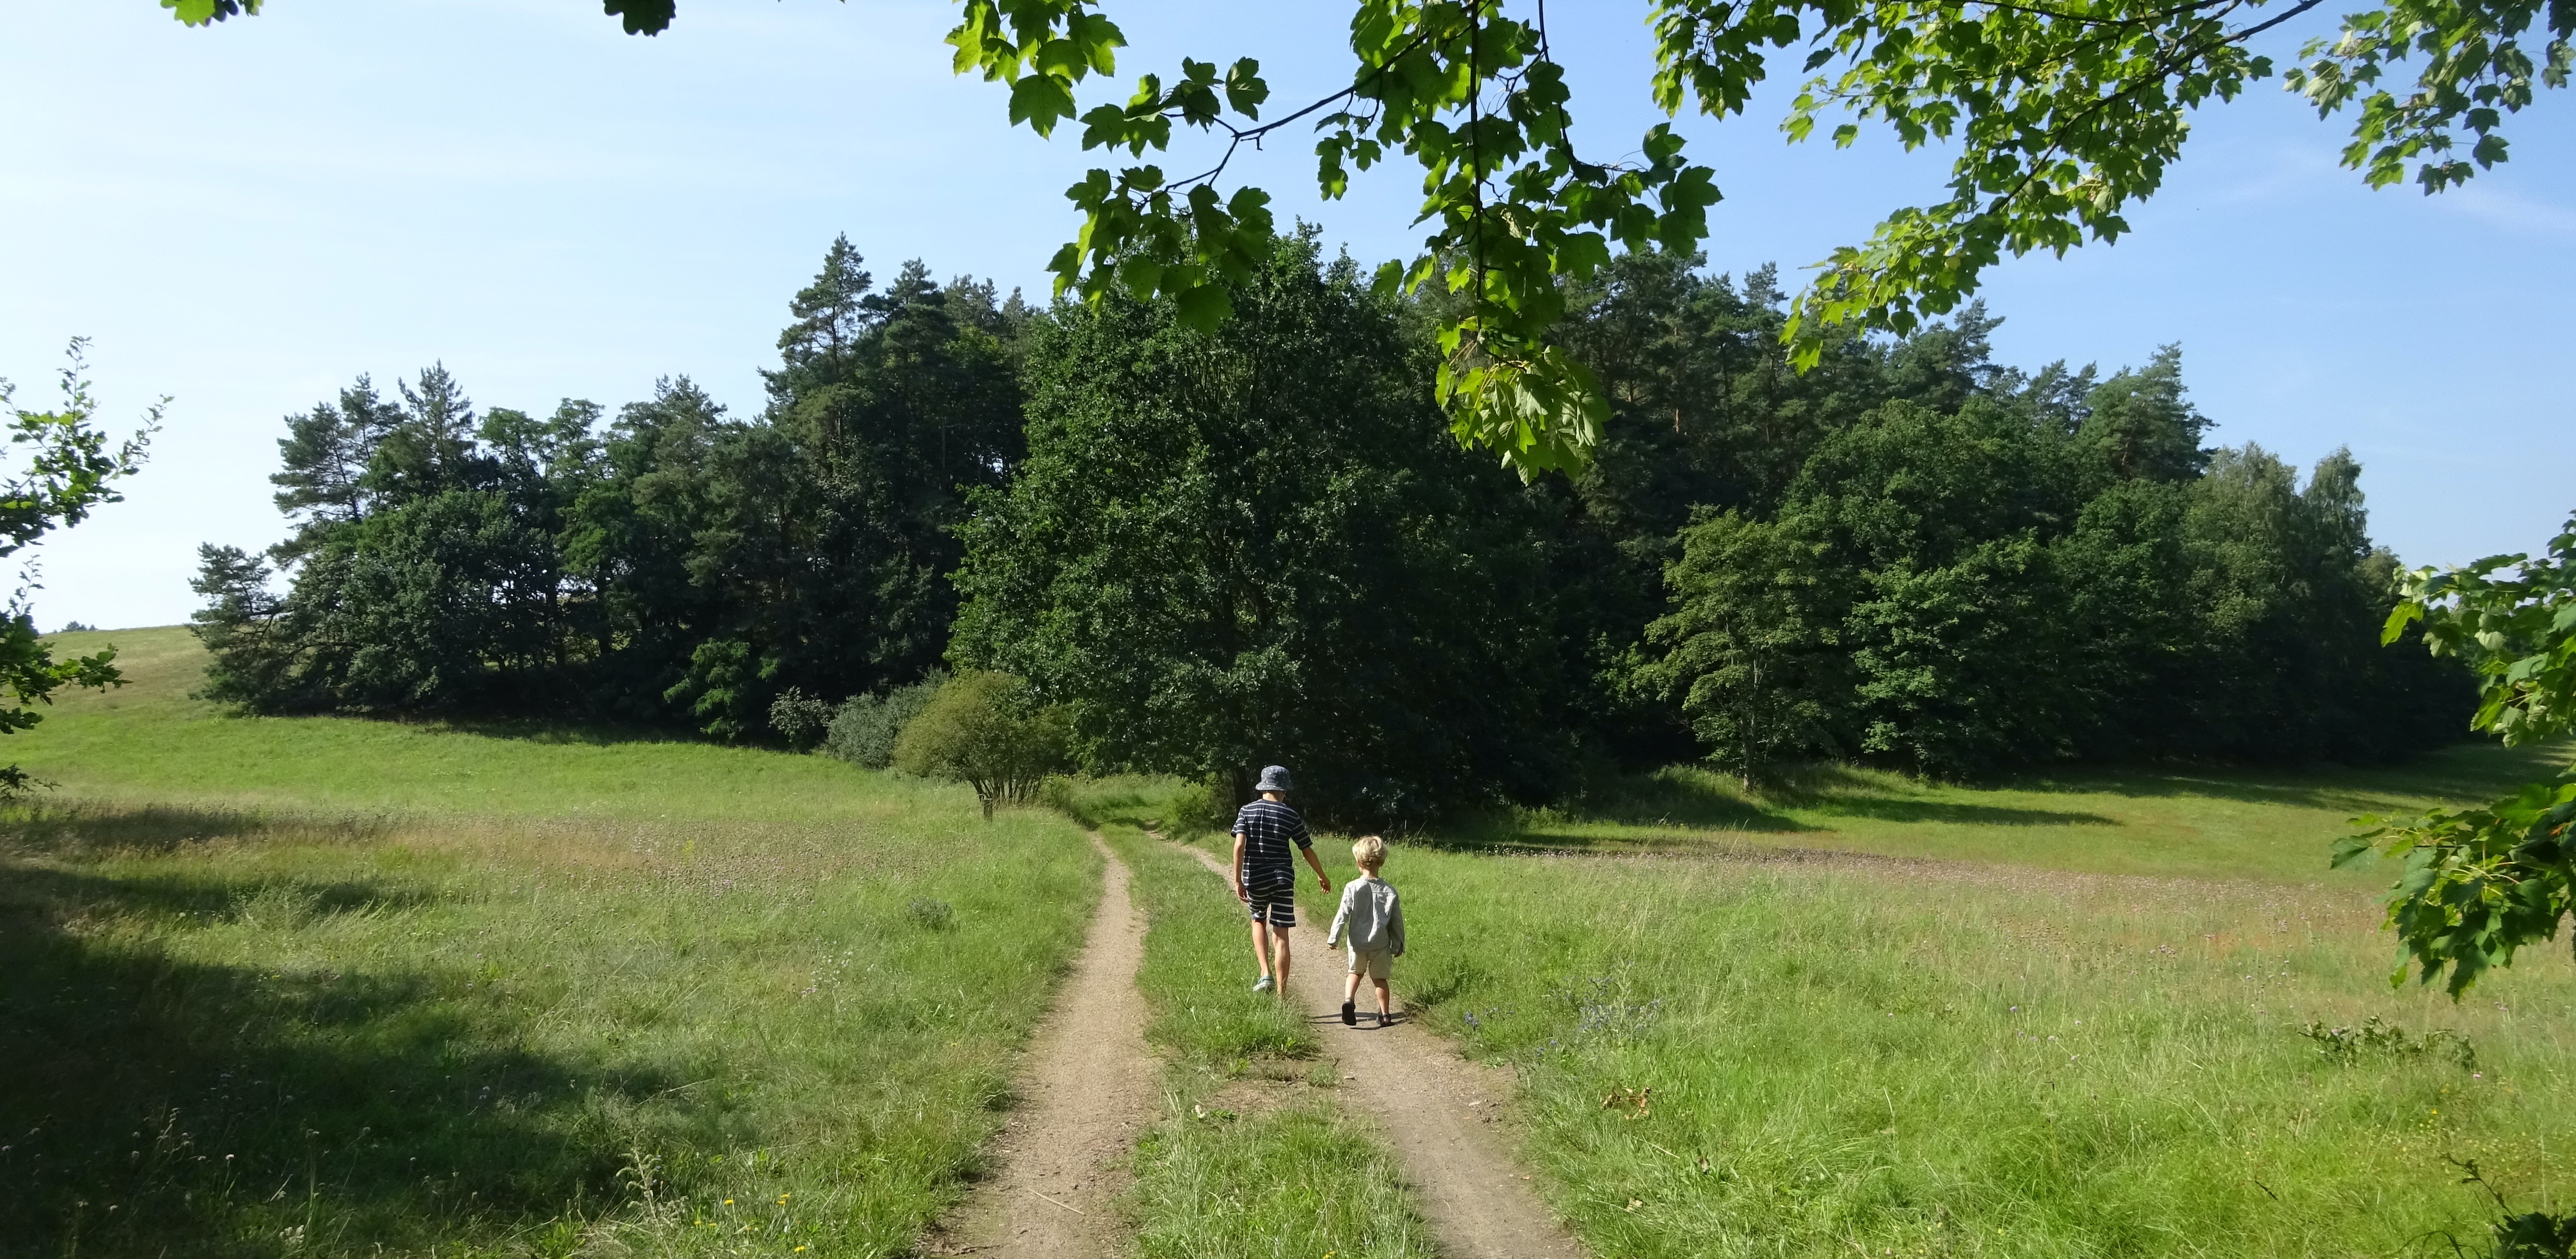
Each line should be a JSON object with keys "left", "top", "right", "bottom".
{"left": 1224, "top": 57, "right": 1269, "bottom": 118}
{"left": 163, "top": 0, "right": 262, "bottom": 24}
{"left": 1172, "top": 283, "right": 1232, "bottom": 333}
{"left": 1009, "top": 73, "right": 1080, "bottom": 137}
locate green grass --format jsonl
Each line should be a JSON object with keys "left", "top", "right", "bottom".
{"left": 23, "top": 628, "right": 2574, "bottom": 1257}
{"left": 1126, "top": 1103, "right": 1437, "bottom": 1259}
{"left": 1384, "top": 840, "right": 2576, "bottom": 1257}
{"left": 16, "top": 628, "right": 908, "bottom": 824}
{"left": 3, "top": 628, "right": 1100, "bottom": 1257}
{"left": 1077, "top": 784, "right": 1436, "bottom": 1259}
{"left": 1470, "top": 748, "right": 2563, "bottom": 883}
{"left": 1133, "top": 752, "right": 2576, "bottom": 1257}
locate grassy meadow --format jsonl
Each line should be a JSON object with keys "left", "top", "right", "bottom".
{"left": 3, "top": 628, "right": 1099, "bottom": 1257}
{"left": 12, "top": 625, "right": 2575, "bottom": 1258}
{"left": 1396, "top": 849, "right": 2574, "bottom": 1257}
{"left": 1131, "top": 746, "right": 2576, "bottom": 1258}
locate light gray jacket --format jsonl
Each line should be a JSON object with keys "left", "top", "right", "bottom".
{"left": 1326, "top": 875, "right": 1405, "bottom": 956}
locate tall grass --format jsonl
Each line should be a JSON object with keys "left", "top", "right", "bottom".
{"left": 1392, "top": 846, "right": 2576, "bottom": 1257}
{"left": 3, "top": 630, "right": 1102, "bottom": 1257}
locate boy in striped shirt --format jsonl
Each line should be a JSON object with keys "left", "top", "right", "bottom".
{"left": 1231, "top": 764, "right": 1333, "bottom": 994}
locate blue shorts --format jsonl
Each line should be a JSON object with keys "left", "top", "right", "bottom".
{"left": 1245, "top": 885, "right": 1296, "bottom": 928}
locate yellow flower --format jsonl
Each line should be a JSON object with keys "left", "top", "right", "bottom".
{"left": 724, "top": 1199, "right": 734, "bottom": 1206}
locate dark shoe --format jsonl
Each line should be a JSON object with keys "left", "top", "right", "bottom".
{"left": 1340, "top": 1001, "right": 1357, "bottom": 1026}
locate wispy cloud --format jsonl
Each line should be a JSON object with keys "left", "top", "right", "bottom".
{"left": 2442, "top": 184, "right": 2576, "bottom": 235}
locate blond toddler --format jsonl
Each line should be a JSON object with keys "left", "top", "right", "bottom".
{"left": 1324, "top": 835, "right": 1406, "bottom": 1026}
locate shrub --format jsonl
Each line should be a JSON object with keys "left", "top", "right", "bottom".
{"left": 892, "top": 671, "right": 1071, "bottom": 818}
{"left": 767, "top": 686, "right": 834, "bottom": 751}
{"left": 822, "top": 671, "right": 946, "bottom": 769}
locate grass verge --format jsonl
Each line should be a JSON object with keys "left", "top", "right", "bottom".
{"left": 4, "top": 629, "right": 1100, "bottom": 1257}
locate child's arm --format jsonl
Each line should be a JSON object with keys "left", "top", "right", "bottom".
{"left": 1388, "top": 888, "right": 1405, "bottom": 957}
{"left": 1229, "top": 829, "right": 1248, "bottom": 902}
{"left": 1300, "top": 842, "right": 1333, "bottom": 893}
{"left": 1326, "top": 883, "right": 1352, "bottom": 948}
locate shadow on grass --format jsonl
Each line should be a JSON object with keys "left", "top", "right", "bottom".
{"left": 3, "top": 802, "right": 405, "bottom": 858}
{"left": 1425, "top": 763, "right": 2110, "bottom": 854}
{"left": 1753, "top": 765, "right": 2120, "bottom": 827}
{"left": 0, "top": 860, "right": 688, "bottom": 1258}
{"left": 1993, "top": 742, "right": 2565, "bottom": 815}
{"left": 438, "top": 715, "right": 699, "bottom": 748}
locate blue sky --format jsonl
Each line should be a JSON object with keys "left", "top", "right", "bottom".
{"left": 5, "top": 0, "right": 2571, "bottom": 631}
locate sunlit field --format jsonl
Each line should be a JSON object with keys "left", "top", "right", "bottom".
{"left": 14, "top": 628, "right": 2570, "bottom": 1257}
{"left": 1131, "top": 740, "right": 2576, "bottom": 1258}
{"left": 3, "top": 628, "right": 1097, "bottom": 1257}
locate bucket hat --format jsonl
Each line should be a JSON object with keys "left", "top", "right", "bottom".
{"left": 1254, "top": 764, "right": 1294, "bottom": 793}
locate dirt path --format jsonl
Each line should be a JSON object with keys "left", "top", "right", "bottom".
{"left": 931, "top": 834, "right": 1153, "bottom": 1257}
{"left": 1171, "top": 840, "right": 1585, "bottom": 1259}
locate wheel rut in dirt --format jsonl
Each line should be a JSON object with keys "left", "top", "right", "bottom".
{"left": 1171, "top": 838, "right": 1585, "bottom": 1259}
{"left": 931, "top": 833, "right": 1153, "bottom": 1257}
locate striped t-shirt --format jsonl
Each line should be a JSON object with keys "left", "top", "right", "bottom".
{"left": 1232, "top": 799, "right": 1312, "bottom": 891}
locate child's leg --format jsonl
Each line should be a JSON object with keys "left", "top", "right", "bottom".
{"left": 1247, "top": 917, "right": 1275, "bottom": 978}
{"left": 1372, "top": 976, "right": 1392, "bottom": 1016}
{"left": 1343, "top": 967, "right": 1362, "bottom": 1004}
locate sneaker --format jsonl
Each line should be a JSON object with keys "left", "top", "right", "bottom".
{"left": 1251, "top": 975, "right": 1275, "bottom": 994}
{"left": 1340, "top": 1001, "right": 1357, "bottom": 1026}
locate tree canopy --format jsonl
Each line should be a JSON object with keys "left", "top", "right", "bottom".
{"left": 191, "top": 244, "right": 1023, "bottom": 734}
{"left": 189, "top": 236, "right": 2468, "bottom": 824}
{"left": 2337, "top": 514, "right": 2576, "bottom": 994}
{"left": 0, "top": 341, "right": 158, "bottom": 794}
{"left": 164, "top": 0, "right": 2550, "bottom": 478}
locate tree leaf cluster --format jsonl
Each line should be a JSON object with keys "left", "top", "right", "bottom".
{"left": 166, "top": 1, "right": 2567, "bottom": 479}
{"left": 822, "top": 669, "right": 948, "bottom": 770}
{"left": 190, "top": 243, "right": 1023, "bottom": 736}
{"left": 890, "top": 669, "right": 1072, "bottom": 817}
{"left": 949, "top": 233, "right": 1580, "bottom": 826}
{"left": 1640, "top": 351, "right": 2467, "bottom": 781}
{"left": 0, "top": 341, "right": 158, "bottom": 797}
{"left": 2338, "top": 512, "right": 2576, "bottom": 995}
{"left": 949, "top": 242, "right": 2460, "bottom": 824}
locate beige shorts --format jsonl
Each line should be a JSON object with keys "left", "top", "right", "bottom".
{"left": 1346, "top": 946, "right": 1393, "bottom": 980}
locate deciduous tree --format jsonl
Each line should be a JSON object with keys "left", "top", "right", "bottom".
{"left": 0, "top": 341, "right": 157, "bottom": 794}
{"left": 164, "top": 0, "right": 2547, "bottom": 477}
{"left": 2339, "top": 512, "right": 2576, "bottom": 994}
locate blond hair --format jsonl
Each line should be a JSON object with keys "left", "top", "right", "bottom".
{"left": 1352, "top": 834, "right": 1389, "bottom": 871}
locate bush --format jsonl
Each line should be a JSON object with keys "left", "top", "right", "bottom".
{"left": 892, "top": 671, "right": 1071, "bottom": 818}
{"left": 822, "top": 671, "right": 946, "bottom": 769}
{"left": 1165, "top": 778, "right": 1229, "bottom": 835}
{"left": 767, "top": 686, "right": 834, "bottom": 751}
